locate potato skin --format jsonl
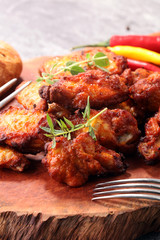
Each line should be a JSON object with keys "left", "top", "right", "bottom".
{"left": 0, "top": 40, "right": 22, "bottom": 87}
{"left": 0, "top": 106, "right": 56, "bottom": 154}
{"left": 0, "top": 145, "right": 29, "bottom": 172}
{"left": 16, "top": 81, "right": 48, "bottom": 111}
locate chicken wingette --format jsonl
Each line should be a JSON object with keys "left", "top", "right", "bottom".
{"left": 0, "top": 106, "right": 56, "bottom": 154}
{"left": 42, "top": 132, "right": 126, "bottom": 187}
{"left": 39, "top": 69, "right": 129, "bottom": 110}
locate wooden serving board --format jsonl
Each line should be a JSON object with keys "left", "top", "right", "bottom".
{"left": 0, "top": 57, "right": 160, "bottom": 240}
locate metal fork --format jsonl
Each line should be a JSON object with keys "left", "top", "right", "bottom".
{"left": 0, "top": 78, "right": 31, "bottom": 109}
{"left": 92, "top": 178, "right": 160, "bottom": 201}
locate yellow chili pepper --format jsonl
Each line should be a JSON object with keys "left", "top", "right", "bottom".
{"left": 108, "top": 46, "right": 160, "bottom": 65}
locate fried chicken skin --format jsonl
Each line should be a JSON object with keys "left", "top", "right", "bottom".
{"left": 16, "top": 81, "right": 70, "bottom": 118}
{"left": 0, "top": 107, "right": 56, "bottom": 154}
{"left": 71, "top": 108, "right": 140, "bottom": 154}
{"left": 42, "top": 133, "right": 125, "bottom": 187}
{"left": 138, "top": 109, "right": 160, "bottom": 164}
{"left": 16, "top": 81, "right": 48, "bottom": 111}
{"left": 39, "top": 69, "right": 129, "bottom": 110}
{"left": 47, "top": 102, "right": 71, "bottom": 119}
{"left": 40, "top": 47, "right": 127, "bottom": 78}
{"left": 120, "top": 68, "right": 153, "bottom": 87}
{"left": 131, "top": 68, "right": 152, "bottom": 83}
{"left": 129, "top": 72, "right": 160, "bottom": 113}
{"left": 0, "top": 145, "right": 29, "bottom": 172}
{"left": 111, "top": 99, "right": 145, "bottom": 125}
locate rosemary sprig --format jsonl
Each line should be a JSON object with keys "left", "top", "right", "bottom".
{"left": 37, "top": 52, "right": 110, "bottom": 84}
{"left": 40, "top": 97, "right": 107, "bottom": 148}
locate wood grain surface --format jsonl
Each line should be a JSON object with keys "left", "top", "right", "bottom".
{"left": 0, "top": 57, "right": 160, "bottom": 240}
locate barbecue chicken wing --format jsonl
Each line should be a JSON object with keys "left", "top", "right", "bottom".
{"left": 39, "top": 69, "right": 129, "bottom": 110}
{"left": 71, "top": 108, "right": 140, "bottom": 154}
{"left": 0, "top": 107, "right": 56, "bottom": 154}
{"left": 138, "top": 109, "right": 160, "bottom": 164}
{"left": 40, "top": 47, "right": 127, "bottom": 78}
{"left": 0, "top": 145, "right": 29, "bottom": 172}
{"left": 42, "top": 133, "right": 126, "bottom": 187}
{"left": 129, "top": 72, "right": 160, "bottom": 113}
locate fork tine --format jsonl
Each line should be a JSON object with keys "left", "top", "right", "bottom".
{"left": 92, "top": 178, "right": 160, "bottom": 201}
{"left": 94, "top": 183, "right": 160, "bottom": 191}
{"left": 95, "top": 178, "right": 160, "bottom": 187}
{"left": 93, "top": 188, "right": 160, "bottom": 196}
{"left": 92, "top": 194, "right": 160, "bottom": 201}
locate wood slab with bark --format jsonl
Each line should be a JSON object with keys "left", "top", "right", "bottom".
{"left": 0, "top": 57, "right": 160, "bottom": 240}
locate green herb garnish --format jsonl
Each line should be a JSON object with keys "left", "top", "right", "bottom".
{"left": 40, "top": 97, "right": 107, "bottom": 148}
{"left": 37, "top": 52, "right": 110, "bottom": 84}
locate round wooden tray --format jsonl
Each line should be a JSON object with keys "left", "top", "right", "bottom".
{"left": 0, "top": 57, "right": 160, "bottom": 240}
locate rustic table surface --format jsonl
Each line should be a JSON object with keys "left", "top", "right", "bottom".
{"left": 0, "top": 0, "right": 160, "bottom": 239}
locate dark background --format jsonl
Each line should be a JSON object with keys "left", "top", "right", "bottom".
{"left": 0, "top": 0, "right": 160, "bottom": 239}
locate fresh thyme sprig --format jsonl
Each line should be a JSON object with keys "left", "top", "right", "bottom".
{"left": 40, "top": 97, "right": 107, "bottom": 148}
{"left": 37, "top": 52, "right": 110, "bottom": 84}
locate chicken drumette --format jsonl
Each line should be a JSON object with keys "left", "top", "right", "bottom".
{"left": 42, "top": 132, "right": 126, "bottom": 187}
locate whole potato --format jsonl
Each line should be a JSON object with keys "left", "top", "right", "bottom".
{"left": 0, "top": 40, "right": 22, "bottom": 87}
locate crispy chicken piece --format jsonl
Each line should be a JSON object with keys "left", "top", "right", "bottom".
{"left": 0, "top": 145, "right": 29, "bottom": 172}
{"left": 17, "top": 47, "right": 127, "bottom": 111}
{"left": 39, "top": 69, "right": 129, "bottom": 110}
{"left": 120, "top": 68, "right": 153, "bottom": 87}
{"left": 0, "top": 107, "right": 56, "bottom": 154}
{"left": 47, "top": 102, "right": 70, "bottom": 119}
{"left": 129, "top": 72, "right": 160, "bottom": 113}
{"left": 42, "top": 133, "right": 126, "bottom": 187}
{"left": 131, "top": 68, "right": 152, "bottom": 83}
{"left": 138, "top": 109, "right": 160, "bottom": 164}
{"left": 16, "top": 81, "right": 48, "bottom": 111}
{"left": 16, "top": 81, "right": 70, "bottom": 119}
{"left": 71, "top": 108, "right": 140, "bottom": 154}
{"left": 111, "top": 99, "right": 145, "bottom": 125}
{"left": 40, "top": 47, "right": 127, "bottom": 78}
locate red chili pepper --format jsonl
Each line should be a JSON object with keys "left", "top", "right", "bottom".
{"left": 72, "top": 35, "right": 160, "bottom": 53}
{"left": 109, "top": 35, "right": 160, "bottom": 52}
{"left": 127, "top": 58, "right": 160, "bottom": 72}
